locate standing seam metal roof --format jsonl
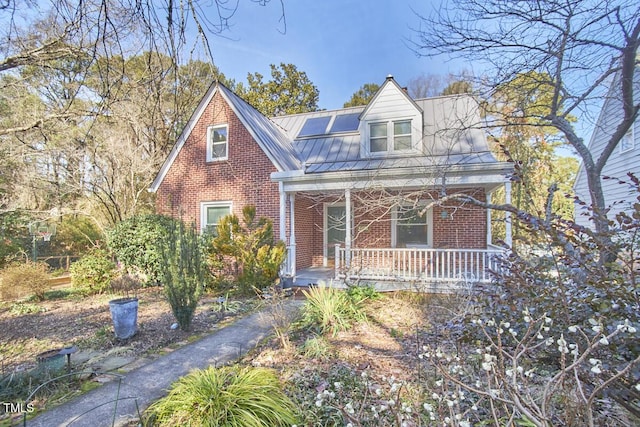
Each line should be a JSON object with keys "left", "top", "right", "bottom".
{"left": 270, "top": 95, "right": 500, "bottom": 174}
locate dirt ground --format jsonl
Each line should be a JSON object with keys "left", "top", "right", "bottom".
{"left": 0, "top": 287, "right": 255, "bottom": 374}
{"left": 247, "top": 291, "right": 457, "bottom": 382}
{"left": 0, "top": 286, "right": 448, "bottom": 379}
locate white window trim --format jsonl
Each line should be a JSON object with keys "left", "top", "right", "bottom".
{"left": 206, "top": 124, "right": 229, "bottom": 162}
{"left": 200, "top": 201, "right": 232, "bottom": 233}
{"left": 363, "top": 116, "right": 420, "bottom": 157}
{"left": 391, "top": 204, "right": 433, "bottom": 248}
{"left": 620, "top": 127, "right": 635, "bottom": 154}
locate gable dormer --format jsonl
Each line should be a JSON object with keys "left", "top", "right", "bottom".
{"left": 359, "top": 75, "right": 423, "bottom": 158}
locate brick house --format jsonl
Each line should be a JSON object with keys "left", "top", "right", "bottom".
{"left": 150, "top": 76, "right": 514, "bottom": 291}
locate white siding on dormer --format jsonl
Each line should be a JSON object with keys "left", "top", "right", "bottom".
{"left": 362, "top": 82, "right": 418, "bottom": 120}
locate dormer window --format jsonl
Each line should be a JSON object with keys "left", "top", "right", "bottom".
{"left": 370, "top": 122, "right": 388, "bottom": 152}
{"left": 207, "top": 124, "right": 228, "bottom": 161}
{"left": 368, "top": 119, "right": 414, "bottom": 154}
{"left": 393, "top": 120, "right": 412, "bottom": 150}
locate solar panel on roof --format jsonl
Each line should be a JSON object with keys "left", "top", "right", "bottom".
{"left": 298, "top": 116, "right": 331, "bottom": 137}
{"left": 330, "top": 113, "right": 360, "bottom": 133}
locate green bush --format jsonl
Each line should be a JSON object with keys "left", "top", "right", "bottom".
{"left": 70, "top": 248, "right": 116, "bottom": 294}
{"left": 0, "top": 261, "right": 50, "bottom": 301}
{"left": 210, "top": 205, "right": 286, "bottom": 295}
{"left": 107, "top": 214, "right": 177, "bottom": 285}
{"left": 302, "top": 284, "right": 367, "bottom": 337}
{"left": 345, "top": 283, "right": 380, "bottom": 304}
{"left": 159, "top": 220, "right": 205, "bottom": 331}
{"left": 144, "top": 365, "right": 298, "bottom": 427}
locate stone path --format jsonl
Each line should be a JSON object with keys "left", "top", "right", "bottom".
{"left": 26, "top": 300, "right": 302, "bottom": 427}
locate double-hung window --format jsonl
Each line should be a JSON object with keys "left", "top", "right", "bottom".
{"left": 368, "top": 119, "right": 413, "bottom": 154}
{"left": 207, "top": 124, "right": 228, "bottom": 161}
{"left": 620, "top": 128, "right": 635, "bottom": 153}
{"left": 370, "top": 122, "right": 388, "bottom": 153}
{"left": 393, "top": 205, "right": 432, "bottom": 248}
{"left": 393, "top": 120, "right": 412, "bottom": 150}
{"left": 201, "top": 202, "right": 232, "bottom": 234}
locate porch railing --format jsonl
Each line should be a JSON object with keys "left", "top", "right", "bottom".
{"left": 335, "top": 246, "right": 504, "bottom": 287}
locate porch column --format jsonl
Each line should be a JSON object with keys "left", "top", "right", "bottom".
{"left": 345, "top": 188, "right": 351, "bottom": 267}
{"left": 505, "top": 182, "right": 513, "bottom": 248}
{"left": 278, "top": 183, "right": 286, "bottom": 243}
{"left": 289, "top": 192, "right": 296, "bottom": 277}
{"left": 486, "top": 191, "right": 493, "bottom": 246}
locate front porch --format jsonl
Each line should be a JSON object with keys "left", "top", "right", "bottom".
{"left": 289, "top": 246, "right": 505, "bottom": 293}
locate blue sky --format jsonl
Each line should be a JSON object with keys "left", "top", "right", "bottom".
{"left": 207, "top": 0, "right": 459, "bottom": 111}
{"left": 202, "top": 1, "right": 589, "bottom": 156}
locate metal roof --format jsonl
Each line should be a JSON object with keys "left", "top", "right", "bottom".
{"left": 271, "top": 93, "right": 501, "bottom": 175}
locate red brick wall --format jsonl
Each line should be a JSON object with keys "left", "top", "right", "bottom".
{"left": 433, "top": 189, "right": 487, "bottom": 249}
{"left": 155, "top": 91, "right": 281, "bottom": 236}
{"left": 353, "top": 202, "right": 392, "bottom": 248}
{"left": 291, "top": 189, "right": 488, "bottom": 268}
{"left": 292, "top": 196, "right": 323, "bottom": 269}
{"left": 349, "top": 188, "right": 487, "bottom": 252}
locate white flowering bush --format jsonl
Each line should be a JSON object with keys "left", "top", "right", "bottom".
{"left": 288, "top": 363, "right": 437, "bottom": 426}
{"left": 420, "top": 310, "right": 639, "bottom": 426}
{"left": 277, "top": 179, "right": 639, "bottom": 426}
{"left": 417, "top": 178, "right": 640, "bottom": 426}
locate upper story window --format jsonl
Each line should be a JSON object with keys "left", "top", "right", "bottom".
{"left": 620, "top": 128, "right": 634, "bottom": 153}
{"left": 368, "top": 119, "right": 414, "bottom": 155}
{"left": 207, "top": 124, "right": 228, "bottom": 162}
{"left": 370, "top": 123, "right": 388, "bottom": 153}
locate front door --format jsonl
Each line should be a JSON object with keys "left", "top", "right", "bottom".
{"left": 324, "top": 204, "right": 346, "bottom": 266}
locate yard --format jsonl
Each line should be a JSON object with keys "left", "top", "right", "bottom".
{"left": 1, "top": 282, "right": 638, "bottom": 426}
{"left": 0, "top": 287, "right": 259, "bottom": 374}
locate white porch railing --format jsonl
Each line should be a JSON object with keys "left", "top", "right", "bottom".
{"left": 335, "top": 246, "right": 504, "bottom": 287}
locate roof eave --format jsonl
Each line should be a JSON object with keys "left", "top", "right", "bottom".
{"left": 272, "top": 161, "right": 514, "bottom": 192}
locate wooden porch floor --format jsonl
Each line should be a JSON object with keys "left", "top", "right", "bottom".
{"left": 292, "top": 267, "right": 477, "bottom": 293}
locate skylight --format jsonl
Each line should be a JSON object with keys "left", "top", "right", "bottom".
{"left": 329, "top": 113, "right": 360, "bottom": 133}
{"left": 298, "top": 116, "right": 331, "bottom": 137}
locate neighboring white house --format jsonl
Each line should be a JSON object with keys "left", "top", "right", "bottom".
{"left": 573, "top": 69, "right": 640, "bottom": 228}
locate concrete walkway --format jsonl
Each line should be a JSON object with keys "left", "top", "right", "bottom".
{"left": 27, "top": 300, "right": 303, "bottom": 427}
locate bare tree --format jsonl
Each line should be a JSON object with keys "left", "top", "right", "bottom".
{"left": 407, "top": 70, "right": 474, "bottom": 98}
{"left": 0, "top": 0, "right": 283, "bottom": 226}
{"left": 412, "top": 0, "right": 640, "bottom": 255}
